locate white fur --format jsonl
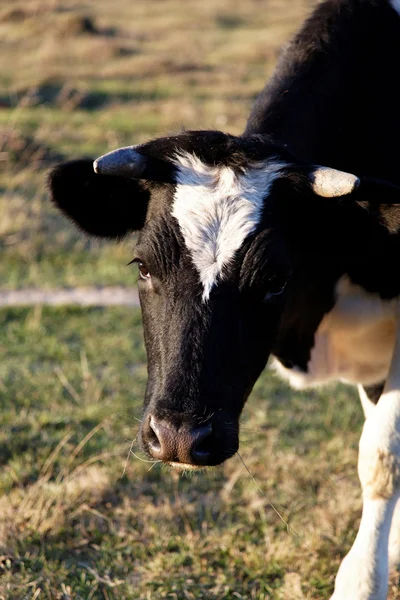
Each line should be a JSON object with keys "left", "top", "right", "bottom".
{"left": 172, "top": 153, "right": 286, "bottom": 299}
{"left": 274, "top": 276, "right": 398, "bottom": 389}
{"left": 390, "top": 0, "right": 400, "bottom": 16}
{"left": 331, "top": 496, "right": 397, "bottom": 600}
{"left": 358, "top": 385, "right": 400, "bottom": 572}
{"left": 358, "top": 383, "right": 377, "bottom": 419}
{"left": 388, "top": 498, "right": 400, "bottom": 571}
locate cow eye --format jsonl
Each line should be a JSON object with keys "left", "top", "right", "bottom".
{"left": 265, "top": 279, "right": 286, "bottom": 301}
{"left": 138, "top": 262, "right": 151, "bottom": 280}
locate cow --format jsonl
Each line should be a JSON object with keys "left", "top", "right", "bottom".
{"left": 48, "top": 0, "right": 400, "bottom": 598}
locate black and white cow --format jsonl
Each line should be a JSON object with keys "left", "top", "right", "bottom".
{"left": 49, "top": 0, "right": 400, "bottom": 597}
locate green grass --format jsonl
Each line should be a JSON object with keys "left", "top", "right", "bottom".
{"left": 2, "top": 0, "right": 400, "bottom": 598}
{"left": 0, "top": 305, "right": 372, "bottom": 599}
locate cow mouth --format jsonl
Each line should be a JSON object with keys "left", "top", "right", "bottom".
{"left": 168, "top": 461, "right": 211, "bottom": 471}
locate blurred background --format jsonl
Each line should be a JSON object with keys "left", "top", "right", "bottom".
{"left": 1, "top": 1, "right": 397, "bottom": 598}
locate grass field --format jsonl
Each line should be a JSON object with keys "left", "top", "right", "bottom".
{"left": 1, "top": 0, "right": 400, "bottom": 598}
{"left": 0, "top": 306, "right": 369, "bottom": 599}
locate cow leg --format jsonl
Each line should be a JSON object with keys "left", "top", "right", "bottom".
{"left": 359, "top": 383, "right": 400, "bottom": 573}
{"left": 389, "top": 503, "right": 400, "bottom": 573}
{"left": 331, "top": 328, "right": 400, "bottom": 600}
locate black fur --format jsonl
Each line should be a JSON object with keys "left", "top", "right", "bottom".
{"left": 363, "top": 382, "right": 385, "bottom": 404}
{"left": 48, "top": 160, "right": 150, "bottom": 238}
{"left": 245, "top": 0, "right": 400, "bottom": 183}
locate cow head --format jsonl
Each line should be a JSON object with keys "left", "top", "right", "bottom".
{"left": 49, "top": 131, "right": 360, "bottom": 469}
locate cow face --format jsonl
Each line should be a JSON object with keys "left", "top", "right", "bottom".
{"left": 49, "top": 130, "right": 360, "bottom": 469}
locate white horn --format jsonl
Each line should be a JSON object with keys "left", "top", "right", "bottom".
{"left": 93, "top": 146, "right": 148, "bottom": 177}
{"left": 310, "top": 166, "right": 360, "bottom": 198}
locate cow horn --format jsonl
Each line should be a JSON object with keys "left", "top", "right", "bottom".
{"left": 310, "top": 167, "right": 360, "bottom": 198}
{"left": 93, "top": 146, "right": 148, "bottom": 178}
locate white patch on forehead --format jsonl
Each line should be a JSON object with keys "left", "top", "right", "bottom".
{"left": 172, "top": 152, "right": 286, "bottom": 299}
{"left": 390, "top": 0, "right": 400, "bottom": 15}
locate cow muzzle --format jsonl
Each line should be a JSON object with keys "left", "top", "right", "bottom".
{"left": 140, "top": 413, "right": 238, "bottom": 468}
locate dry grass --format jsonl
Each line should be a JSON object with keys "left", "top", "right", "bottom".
{"left": 0, "top": 0, "right": 314, "bottom": 290}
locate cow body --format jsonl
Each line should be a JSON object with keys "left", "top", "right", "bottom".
{"left": 49, "top": 1, "right": 400, "bottom": 598}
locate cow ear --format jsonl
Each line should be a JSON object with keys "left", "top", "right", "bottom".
{"left": 48, "top": 159, "right": 150, "bottom": 238}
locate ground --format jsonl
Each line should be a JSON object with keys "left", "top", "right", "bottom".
{"left": 1, "top": 0, "right": 399, "bottom": 598}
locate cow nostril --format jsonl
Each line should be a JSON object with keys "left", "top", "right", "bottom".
{"left": 193, "top": 439, "right": 211, "bottom": 459}
{"left": 148, "top": 418, "right": 161, "bottom": 453}
{"left": 191, "top": 425, "right": 213, "bottom": 462}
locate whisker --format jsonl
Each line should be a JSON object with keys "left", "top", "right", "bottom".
{"left": 121, "top": 438, "right": 136, "bottom": 478}
{"left": 148, "top": 460, "right": 161, "bottom": 472}
{"left": 130, "top": 450, "right": 160, "bottom": 464}
{"left": 220, "top": 448, "right": 239, "bottom": 456}
{"left": 197, "top": 410, "right": 216, "bottom": 425}
{"left": 237, "top": 452, "right": 311, "bottom": 550}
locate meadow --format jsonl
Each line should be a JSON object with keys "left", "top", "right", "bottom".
{"left": 1, "top": 0, "right": 399, "bottom": 598}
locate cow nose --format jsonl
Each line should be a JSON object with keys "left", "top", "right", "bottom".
{"left": 146, "top": 416, "right": 212, "bottom": 465}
